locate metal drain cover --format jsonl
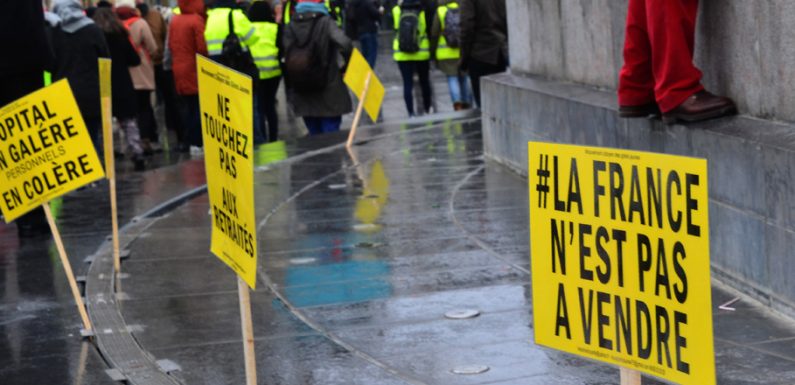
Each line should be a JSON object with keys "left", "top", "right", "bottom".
{"left": 445, "top": 309, "right": 481, "bottom": 319}
{"left": 451, "top": 365, "right": 490, "bottom": 375}
{"left": 290, "top": 257, "right": 316, "bottom": 265}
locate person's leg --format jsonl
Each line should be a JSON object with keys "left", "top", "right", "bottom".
{"left": 646, "top": 0, "right": 703, "bottom": 113}
{"left": 447, "top": 75, "right": 462, "bottom": 105}
{"left": 252, "top": 83, "right": 266, "bottom": 145}
{"left": 186, "top": 95, "right": 203, "bottom": 147}
{"left": 162, "top": 70, "right": 184, "bottom": 149}
{"left": 320, "top": 116, "right": 342, "bottom": 133}
{"left": 468, "top": 60, "right": 485, "bottom": 107}
{"left": 397, "top": 61, "right": 416, "bottom": 116}
{"left": 618, "top": 0, "right": 656, "bottom": 109}
{"left": 303, "top": 116, "right": 323, "bottom": 135}
{"left": 262, "top": 76, "right": 281, "bottom": 142}
{"left": 416, "top": 60, "right": 432, "bottom": 113}
{"left": 359, "top": 32, "right": 378, "bottom": 69}
{"left": 136, "top": 90, "right": 158, "bottom": 148}
{"left": 459, "top": 74, "right": 474, "bottom": 107}
{"left": 84, "top": 116, "right": 104, "bottom": 160}
{"left": 119, "top": 117, "right": 145, "bottom": 170}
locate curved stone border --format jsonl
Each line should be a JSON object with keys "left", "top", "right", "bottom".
{"left": 84, "top": 113, "right": 479, "bottom": 384}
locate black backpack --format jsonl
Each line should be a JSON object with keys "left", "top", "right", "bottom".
{"left": 284, "top": 15, "right": 329, "bottom": 92}
{"left": 219, "top": 9, "right": 259, "bottom": 79}
{"left": 442, "top": 6, "right": 461, "bottom": 48}
{"left": 397, "top": 7, "right": 421, "bottom": 53}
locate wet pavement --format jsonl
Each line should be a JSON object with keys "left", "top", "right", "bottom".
{"left": 3, "top": 36, "right": 795, "bottom": 385}
{"left": 5, "top": 114, "right": 795, "bottom": 384}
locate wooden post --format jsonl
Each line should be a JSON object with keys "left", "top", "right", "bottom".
{"left": 110, "top": 179, "right": 121, "bottom": 296}
{"left": 346, "top": 71, "right": 373, "bottom": 149}
{"left": 238, "top": 277, "right": 257, "bottom": 385}
{"left": 99, "top": 60, "right": 120, "bottom": 278}
{"left": 620, "top": 367, "right": 642, "bottom": 385}
{"left": 43, "top": 203, "right": 92, "bottom": 332}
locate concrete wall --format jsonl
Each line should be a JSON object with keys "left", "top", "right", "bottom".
{"left": 507, "top": 0, "right": 795, "bottom": 123}
{"left": 482, "top": 74, "right": 795, "bottom": 321}
{"left": 484, "top": 0, "right": 795, "bottom": 319}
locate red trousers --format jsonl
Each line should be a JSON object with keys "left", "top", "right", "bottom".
{"left": 618, "top": 0, "right": 704, "bottom": 113}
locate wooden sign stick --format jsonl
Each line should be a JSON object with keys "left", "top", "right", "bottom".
{"left": 620, "top": 367, "right": 642, "bottom": 385}
{"left": 43, "top": 202, "right": 92, "bottom": 332}
{"left": 346, "top": 71, "right": 373, "bottom": 149}
{"left": 99, "top": 62, "right": 120, "bottom": 278}
{"left": 238, "top": 277, "right": 257, "bottom": 385}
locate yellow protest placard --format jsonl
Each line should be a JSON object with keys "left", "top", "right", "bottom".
{"left": 197, "top": 55, "right": 258, "bottom": 289}
{"left": 0, "top": 79, "right": 105, "bottom": 222}
{"left": 344, "top": 48, "right": 385, "bottom": 122}
{"left": 528, "top": 142, "right": 714, "bottom": 385}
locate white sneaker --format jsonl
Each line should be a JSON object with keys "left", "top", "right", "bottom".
{"left": 189, "top": 146, "right": 204, "bottom": 156}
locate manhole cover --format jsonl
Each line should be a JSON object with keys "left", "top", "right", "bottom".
{"left": 444, "top": 309, "right": 481, "bottom": 319}
{"left": 353, "top": 224, "right": 381, "bottom": 232}
{"left": 290, "top": 257, "right": 316, "bottom": 265}
{"left": 451, "top": 365, "right": 490, "bottom": 375}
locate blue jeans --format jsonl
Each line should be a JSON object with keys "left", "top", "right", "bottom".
{"left": 397, "top": 61, "right": 431, "bottom": 116}
{"left": 359, "top": 32, "right": 378, "bottom": 69}
{"left": 447, "top": 74, "right": 473, "bottom": 105}
{"left": 304, "top": 116, "right": 342, "bottom": 135}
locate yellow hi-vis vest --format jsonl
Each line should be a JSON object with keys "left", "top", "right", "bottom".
{"left": 284, "top": 1, "right": 335, "bottom": 24}
{"left": 205, "top": 8, "right": 259, "bottom": 57}
{"left": 331, "top": 1, "right": 343, "bottom": 28}
{"left": 435, "top": 3, "right": 460, "bottom": 61}
{"left": 249, "top": 22, "right": 282, "bottom": 80}
{"left": 392, "top": 6, "right": 430, "bottom": 61}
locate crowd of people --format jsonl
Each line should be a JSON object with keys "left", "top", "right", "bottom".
{"left": 2, "top": 0, "right": 508, "bottom": 237}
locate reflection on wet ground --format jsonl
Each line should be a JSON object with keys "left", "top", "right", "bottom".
{"left": 113, "top": 119, "right": 795, "bottom": 384}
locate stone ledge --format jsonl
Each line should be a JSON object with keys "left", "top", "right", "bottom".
{"left": 481, "top": 72, "right": 795, "bottom": 321}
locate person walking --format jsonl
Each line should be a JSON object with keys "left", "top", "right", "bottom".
{"left": 204, "top": 0, "right": 258, "bottom": 61}
{"left": 93, "top": 7, "right": 146, "bottom": 170}
{"left": 50, "top": 0, "right": 111, "bottom": 153}
{"left": 168, "top": 0, "right": 208, "bottom": 154}
{"left": 283, "top": 0, "right": 353, "bottom": 135}
{"left": 392, "top": 0, "right": 431, "bottom": 117}
{"left": 116, "top": 0, "right": 160, "bottom": 155}
{"left": 347, "top": 0, "right": 382, "bottom": 69}
{"left": 0, "top": 0, "right": 54, "bottom": 237}
{"left": 139, "top": 2, "right": 181, "bottom": 151}
{"left": 248, "top": 1, "right": 283, "bottom": 143}
{"left": 430, "top": 0, "right": 471, "bottom": 110}
{"left": 618, "top": 0, "right": 736, "bottom": 124}
{"left": 459, "top": 0, "right": 507, "bottom": 107}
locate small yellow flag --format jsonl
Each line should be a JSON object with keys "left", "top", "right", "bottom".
{"left": 344, "top": 48, "right": 385, "bottom": 122}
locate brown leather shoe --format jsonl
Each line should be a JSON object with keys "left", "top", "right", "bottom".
{"left": 619, "top": 102, "right": 661, "bottom": 118}
{"left": 662, "top": 90, "right": 737, "bottom": 125}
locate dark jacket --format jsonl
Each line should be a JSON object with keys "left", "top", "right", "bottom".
{"left": 0, "top": 1, "right": 53, "bottom": 77}
{"left": 459, "top": 0, "right": 506, "bottom": 66}
{"left": 284, "top": 12, "right": 353, "bottom": 117}
{"left": 104, "top": 31, "right": 141, "bottom": 119}
{"left": 347, "top": 0, "right": 381, "bottom": 37}
{"left": 169, "top": 0, "right": 208, "bottom": 95}
{"left": 52, "top": 25, "right": 110, "bottom": 120}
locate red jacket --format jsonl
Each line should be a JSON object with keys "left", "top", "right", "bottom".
{"left": 168, "top": 0, "right": 208, "bottom": 95}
